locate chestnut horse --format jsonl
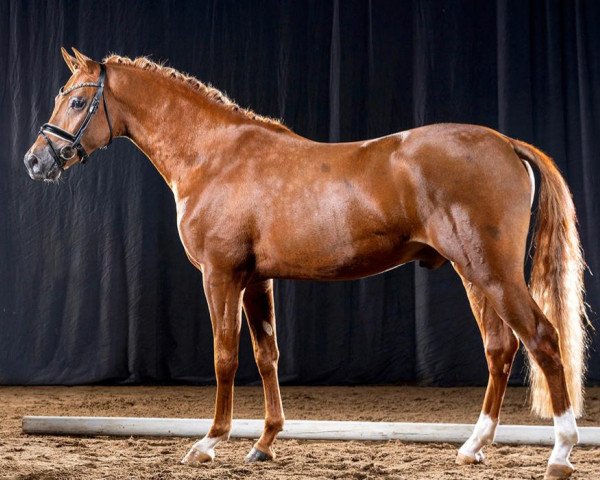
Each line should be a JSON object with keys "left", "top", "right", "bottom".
{"left": 25, "top": 49, "right": 587, "bottom": 480}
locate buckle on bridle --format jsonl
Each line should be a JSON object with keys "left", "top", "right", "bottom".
{"left": 59, "top": 145, "right": 78, "bottom": 161}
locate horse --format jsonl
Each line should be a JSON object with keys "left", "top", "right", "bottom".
{"left": 24, "top": 48, "right": 588, "bottom": 480}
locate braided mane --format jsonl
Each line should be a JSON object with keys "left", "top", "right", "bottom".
{"left": 103, "top": 54, "right": 288, "bottom": 130}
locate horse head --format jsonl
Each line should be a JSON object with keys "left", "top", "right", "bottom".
{"left": 24, "top": 47, "right": 112, "bottom": 182}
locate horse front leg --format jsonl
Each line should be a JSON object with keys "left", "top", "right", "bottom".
{"left": 181, "top": 270, "right": 244, "bottom": 466}
{"left": 242, "top": 279, "right": 284, "bottom": 462}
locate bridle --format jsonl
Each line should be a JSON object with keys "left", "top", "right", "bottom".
{"left": 39, "top": 63, "right": 113, "bottom": 170}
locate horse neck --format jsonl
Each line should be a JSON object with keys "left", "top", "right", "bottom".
{"left": 108, "top": 65, "right": 247, "bottom": 191}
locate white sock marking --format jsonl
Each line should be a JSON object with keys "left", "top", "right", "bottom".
{"left": 189, "top": 434, "right": 225, "bottom": 461}
{"left": 459, "top": 413, "right": 497, "bottom": 461}
{"left": 549, "top": 407, "right": 578, "bottom": 467}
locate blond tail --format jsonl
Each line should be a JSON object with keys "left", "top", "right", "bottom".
{"left": 511, "top": 138, "right": 589, "bottom": 418}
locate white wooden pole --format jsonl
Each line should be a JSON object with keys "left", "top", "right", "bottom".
{"left": 21, "top": 416, "right": 600, "bottom": 446}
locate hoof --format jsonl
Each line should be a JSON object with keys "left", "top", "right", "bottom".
{"left": 455, "top": 451, "right": 484, "bottom": 465}
{"left": 245, "top": 447, "right": 273, "bottom": 462}
{"left": 181, "top": 447, "right": 214, "bottom": 466}
{"left": 544, "top": 464, "right": 574, "bottom": 480}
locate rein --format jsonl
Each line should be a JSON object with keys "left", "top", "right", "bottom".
{"left": 39, "top": 63, "right": 113, "bottom": 169}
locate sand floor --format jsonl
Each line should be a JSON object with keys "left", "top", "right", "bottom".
{"left": 0, "top": 385, "right": 599, "bottom": 479}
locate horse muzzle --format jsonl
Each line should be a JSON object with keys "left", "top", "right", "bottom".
{"left": 24, "top": 150, "right": 62, "bottom": 182}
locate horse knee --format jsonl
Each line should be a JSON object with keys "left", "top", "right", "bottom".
{"left": 255, "top": 348, "right": 279, "bottom": 374}
{"left": 215, "top": 350, "right": 239, "bottom": 379}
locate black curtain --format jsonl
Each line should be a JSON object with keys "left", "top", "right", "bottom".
{"left": 1, "top": 0, "right": 598, "bottom": 387}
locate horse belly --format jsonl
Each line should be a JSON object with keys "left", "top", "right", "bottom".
{"left": 255, "top": 231, "right": 429, "bottom": 281}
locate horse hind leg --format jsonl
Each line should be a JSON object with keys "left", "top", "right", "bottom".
{"left": 494, "top": 283, "right": 578, "bottom": 480}
{"left": 455, "top": 276, "right": 519, "bottom": 465}
{"left": 428, "top": 190, "right": 578, "bottom": 478}
{"left": 456, "top": 265, "right": 578, "bottom": 479}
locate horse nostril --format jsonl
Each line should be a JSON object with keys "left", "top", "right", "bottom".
{"left": 25, "top": 154, "right": 42, "bottom": 174}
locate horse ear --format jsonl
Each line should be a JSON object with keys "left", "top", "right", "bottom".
{"left": 61, "top": 46, "right": 77, "bottom": 74}
{"left": 71, "top": 47, "right": 95, "bottom": 73}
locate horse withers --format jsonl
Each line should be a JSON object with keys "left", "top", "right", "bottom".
{"left": 24, "top": 48, "right": 588, "bottom": 480}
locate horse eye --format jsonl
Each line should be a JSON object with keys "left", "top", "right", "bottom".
{"left": 69, "top": 97, "right": 86, "bottom": 110}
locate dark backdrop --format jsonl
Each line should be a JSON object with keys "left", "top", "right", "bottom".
{"left": 0, "top": 0, "right": 598, "bottom": 387}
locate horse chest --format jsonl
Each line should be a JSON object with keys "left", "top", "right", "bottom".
{"left": 173, "top": 191, "right": 251, "bottom": 271}
{"left": 173, "top": 195, "right": 201, "bottom": 266}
